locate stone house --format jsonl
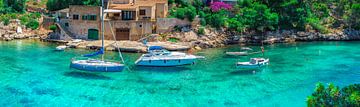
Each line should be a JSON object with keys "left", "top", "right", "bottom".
{"left": 67, "top": 5, "right": 102, "bottom": 39}
{"left": 63, "top": 0, "right": 168, "bottom": 40}
{"left": 103, "top": 0, "right": 168, "bottom": 40}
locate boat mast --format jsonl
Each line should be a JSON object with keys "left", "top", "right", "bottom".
{"left": 101, "top": 0, "right": 105, "bottom": 60}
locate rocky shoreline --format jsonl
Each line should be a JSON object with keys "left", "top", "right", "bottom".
{"left": 249, "top": 29, "right": 360, "bottom": 44}
{"left": 169, "top": 28, "right": 360, "bottom": 50}
{"left": 1, "top": 24, "right": 359, "bottom": 53}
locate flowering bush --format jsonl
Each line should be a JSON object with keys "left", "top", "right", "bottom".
{"left": 210, "top": 2, "right": 232, "bottom": 12}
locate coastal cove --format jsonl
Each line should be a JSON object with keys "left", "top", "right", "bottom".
{"left": 0, "top": 40, "right": 359, "bottom": 106}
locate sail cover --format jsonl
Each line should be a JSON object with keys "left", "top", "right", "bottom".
{"left": 83, "top": 48, "right": 104, "bottom": 57}
{"left": 148, "top": 46, "right": 163, "bottom": 51}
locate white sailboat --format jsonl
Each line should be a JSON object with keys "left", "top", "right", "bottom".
{"left": 135, "top": 46, "right": 204, "bottom": 67}
{"left": 70, "top": 0, "right": 125, "bottom": 72}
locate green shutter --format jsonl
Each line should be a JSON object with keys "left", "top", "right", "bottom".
{"left": 93, "top": 15, "right": 96, "bottom": 20}
{"left": 82, "top": 15, "right": 87, "bottom": 20}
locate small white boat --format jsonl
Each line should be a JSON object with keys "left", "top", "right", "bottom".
{"left": 135, "top": 46, "right": 203, "bottom": 67}
{"left": 56, "top": 45, "right": 67, "bottom": 51}
{"left": 236, "top": 58, "right": 269, "bottom": 69}
{"left": 241, "top": 47, "right": 253, "bottom": 51}
{"left": 226, "top": 52, "right": 248, "bottom": 56}
{"left": 72, "top": 39, "right": 82, "bottom": 43}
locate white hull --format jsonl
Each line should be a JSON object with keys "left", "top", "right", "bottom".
{"left": 56, "top": 46, "right": 67, "bottom": 51}
{"left": 236, "top": 64, "right": 267, "bottom": 69}
{"left": 135, "top": 57, "right": 196, "bottom": 66}
{"left": 236, "top": 58, "right": 269, "bottom": 69}
{"left": 70, "top": 59, "right": 125, "bottom": 72}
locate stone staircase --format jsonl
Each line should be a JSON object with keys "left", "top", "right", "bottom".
{"left": 55, "top": 19, "right": 76, "bottom": 41}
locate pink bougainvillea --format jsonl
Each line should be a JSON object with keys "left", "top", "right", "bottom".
{"left": 210, "top": 2, "right": 233, "bottom": 12}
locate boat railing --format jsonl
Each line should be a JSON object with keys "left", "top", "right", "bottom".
{"left": 71, "top": 57, "right": 122, "bottom": 63}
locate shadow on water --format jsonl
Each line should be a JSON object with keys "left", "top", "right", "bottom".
{"left": 132, "top": 66, "right": 191, "bottom": 72}
{"left": 64, "top": 71, "right": 112, "bottom": 80}
{"left": 230, "top": 69, "right": 259, "bottom": 75}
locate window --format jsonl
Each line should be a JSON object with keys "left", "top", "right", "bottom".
{"left": 73, "top": 14, "right": 79, "bottom": 20}
{"left": 122, "top": 11, "right": 135, "bottom": 20}
{"left": 89, "top": 15, "right": 97, "bottom": 21}
{"left": 82, "top": 15, "right": 88, "bottom": 20}
{"left": 65, "top": 23, "right": 69, "bottom": 27}
{"left": 140, "top": 10, "right": 146, "bottom": 15}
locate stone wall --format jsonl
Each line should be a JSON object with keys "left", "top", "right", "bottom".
{"left": 156, "top": 18, "right": 192, "bottom": 33}
{"left": 68, "top": 5, "right": 101, "bottom": 39}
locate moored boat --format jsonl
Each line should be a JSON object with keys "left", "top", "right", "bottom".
{"left": 56, "top": 45, "right": 67, "bottom": 51}
{"left": 135, "top": 46, "right": 203, "bottom": 67}
{"left": 226, "top": 52, "right": 248, "bottom": 56}
{"left": 236, "top": 58, "right": 269, "bottom": 69}
{"left": 69, "top": 0, "right": 126, "bottom": 72}
{"left": 70, "top": 59, "right": 124, "bottom": 72}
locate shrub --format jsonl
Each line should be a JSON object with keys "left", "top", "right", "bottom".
{"left": 198, "top": 27, "right": 205, "bottom": 35}
{"left": 210, "top": 2, "right": 233, "bottom": 12}
{"left": 307, "top": 83, "right": 360, "bottom": 107}
{"left": 200, "top": 18, "right": 206, "bottom": 26}
{"left": 168, "top": 38, "right": 179, "bottom": 42}
{"left": 205, "top": 10, "right": 229, "bottom": 28}
{"left": 26, "top": 19, "right": 39, "bottom": 30}
{"left": 20, "top": 15, "right": 29, "bottom": 25}
{"left": 49, "top": 25, "right": 57, "bottom": 31}
{"left": 3, "top": 17, "right": 10, "bottom": 26}
{"left": 30, "top": 12, "right": 41, "bottom": 19}
{"left": 170, "top": 6, "right": 197, "bottom": 21}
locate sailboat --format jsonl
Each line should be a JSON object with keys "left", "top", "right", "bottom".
{"left": 70, "top": 0, "right": 125, "bottom": 72}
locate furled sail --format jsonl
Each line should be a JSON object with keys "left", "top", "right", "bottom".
{"left": 83, "top": 48, "right": 104, "bottom": 57}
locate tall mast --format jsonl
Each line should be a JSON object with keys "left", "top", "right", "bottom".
{"left": 101, "top": 0, "right": 105, "bottom": 51}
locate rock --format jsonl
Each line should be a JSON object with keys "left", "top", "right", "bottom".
{"left": 194, "top": 46, "right": 202, "bottom": 50}
{"left": 184, "top": 31, "right": 198, "bottom": 42}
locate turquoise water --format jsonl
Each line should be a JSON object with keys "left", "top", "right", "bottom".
{"left": 0, "top": 40, "right": 359, "bottom": 106}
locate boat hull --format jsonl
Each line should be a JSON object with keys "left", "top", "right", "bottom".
{"left": 70, "top": 60, "right": 125, "bottom": 72}
{"left": 236, "top": 64, "right": 266, "bottom": 69}
{"left": 135, "top": 58, "right": 196, "bottom": 67}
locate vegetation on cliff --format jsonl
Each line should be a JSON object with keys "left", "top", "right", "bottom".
{"left": 169, "top": 0, "right": 360, "bottom": 34}
{"left": 0, "top": 0, "right": 26, "bottom": 13}
{"left": 0, "top": 0, "right": 41, "bottom": 30}
{"left": 46, "top": 0, "right": 100, "bottom": 11}
{"left": 307, "top": 83, "right": 360, "bottom": 107}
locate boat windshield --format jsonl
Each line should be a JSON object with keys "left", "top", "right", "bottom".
{"left": 149, "top": 49, "right": 171, "bottom": 56}
{"left": 250, "top": 59, "right": 257, "bottom": 64}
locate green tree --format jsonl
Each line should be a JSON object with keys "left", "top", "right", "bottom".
{"left": 26, "top": 19, "right": 39, "bottom": 30}
{"left": 205, "top": 9, "right": 229, "bottom": 28}
{"left": 0, "top": 0, "right": 26, "bottom": 13}
{"left": 169, "top": 5, "right": 197, "bottom": 21}
{"left": 46, "top": 0, "right": 100, "bottom": 11}
{"left": 307, "top": 83, "right": 360, "bottom": 107}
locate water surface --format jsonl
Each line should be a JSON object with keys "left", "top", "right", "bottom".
{"left": 0, "top": 40, "right": 359, "bottom": 106}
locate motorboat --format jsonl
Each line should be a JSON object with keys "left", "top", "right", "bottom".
{"left": 135, "top": 46, "right": 203, "bottom": 67}
{"left": 70, "top": 59, "right": 124, "bottom": 72}
{"left": 236, "top": 58, "right": 269, "bottom": 69}
{"left": 56, "top": 45, "right": 67, "bottom": 51}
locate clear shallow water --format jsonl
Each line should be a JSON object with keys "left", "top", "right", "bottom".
{"left": 0, "top": 40, "right": 359, "bottom": 107}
